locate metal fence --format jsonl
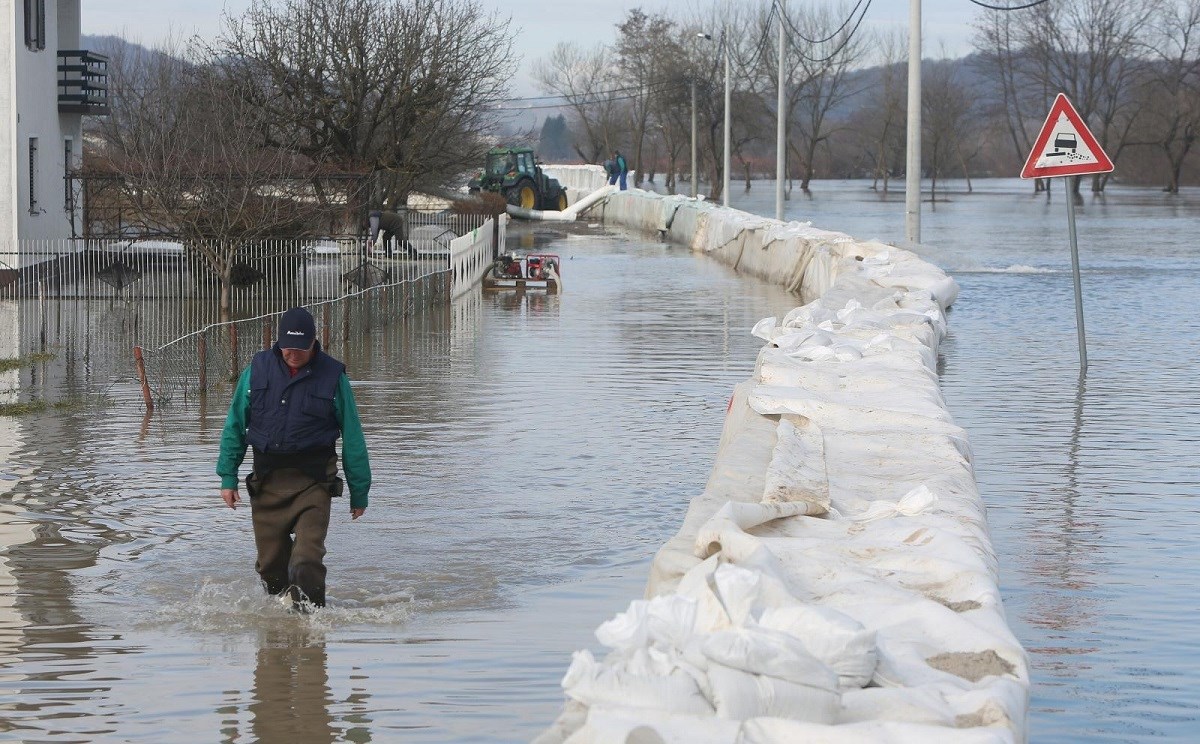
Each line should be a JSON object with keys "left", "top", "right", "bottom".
{"left": 0, "top": 213, "right": 501, "bottom": 409}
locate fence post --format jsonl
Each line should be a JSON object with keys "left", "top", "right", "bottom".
{"left": 133, "top": 346, "right": 154, "bottom": 414}
{"left": 492, "top": 214, "right": 500, "bottom": 260}
{"left": 198, "top": 332, "right": 207, "bottom": 391}
{"left": 342, "top": 299, "right": 351, "bottom": 348}
{"left": 262, "top": 320, "right": 271, "bottom": 350}
{"left": 322, "top": 303, "right": 331, "bottom": 349}
{"left": 229, "top": 323, "right": 240, "bottom": 381}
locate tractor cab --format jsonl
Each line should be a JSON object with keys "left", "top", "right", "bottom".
{"left": 469, "top": 147, "right": 569, "bottom": 212}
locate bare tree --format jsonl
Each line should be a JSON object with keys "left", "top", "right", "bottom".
{"left": 1135, "top": 0, "right": 1200, "bottom": 191}
{"left": 215, "top": 0, "right": 514, "bottom": 208}
{"left": 858, "top": 31, "right": 908, "bottom": 192}
{"left": 974, "top": 10, "right": 1049, "bottom": 191}
{"left": 773, "top": 2, "right": 870, "bottom": 191}
{"left": 923, "top": 58, "right": 979, "bottom": 200}
{"left": 90, "top": 39, "right": 359, "bottom": 322}
{"left": 614, "top": 9, "right": 689, "bottom": 183}
{"left": 533, "top": 42, "right": 627, "bottom": 163}
{"left": 1013, "top": 0, "right": 1161, "bottom": 192}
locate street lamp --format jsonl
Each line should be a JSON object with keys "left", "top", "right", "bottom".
{"left": 693, "top": 32, "right": 712, "bottom": 199}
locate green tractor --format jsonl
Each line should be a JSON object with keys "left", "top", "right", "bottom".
{"left": 468, "top": 147, "right": 569, "bottom": 211}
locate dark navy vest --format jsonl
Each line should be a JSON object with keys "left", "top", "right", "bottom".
{"left": 245, "top": 344, "right": 345, "bottom": 454}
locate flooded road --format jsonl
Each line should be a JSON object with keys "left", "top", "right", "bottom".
{"left": 0, "top": 223, "right": 803, "bottom": 741}
{"left": 3, "top": 179, "right": 1199, "bottom": 742}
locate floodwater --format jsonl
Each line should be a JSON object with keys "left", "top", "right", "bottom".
{"left": 0, "top": 223, "right": 803, "bottom": 742}
{"left": 1, "top": 178, "right": 1197, "bottom": 742}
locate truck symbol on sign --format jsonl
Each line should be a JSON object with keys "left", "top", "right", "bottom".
{"left": 1047, "top": 132, "right": 1077, "bottom": 157}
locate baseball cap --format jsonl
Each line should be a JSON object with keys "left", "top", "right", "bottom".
{"left": 277, "top": 307, "right": 316, "bottom": 349}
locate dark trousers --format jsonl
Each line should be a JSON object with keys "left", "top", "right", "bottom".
{"left": 246, "top": 461, "right": 336, "bottom": 607}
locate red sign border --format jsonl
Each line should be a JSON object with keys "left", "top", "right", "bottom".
{"left": 1020, "top": 94, "right": 1114, "bottom": 179}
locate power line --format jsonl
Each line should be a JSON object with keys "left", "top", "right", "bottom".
{"left": 785, "top": 0, "right": 876, "bottom": 65}
{"left": 777, "top": 0, "right": 869, "bottom": 46}
{"left": 490, "top": 82, "right": 688, "bottom": 112}
{"left": 966, "top": 0, "right": 1053, "bottom": 9}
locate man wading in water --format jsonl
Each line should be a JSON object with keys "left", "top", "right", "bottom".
{"left": 217, "top": 306, "right": 371, "bottom": 610}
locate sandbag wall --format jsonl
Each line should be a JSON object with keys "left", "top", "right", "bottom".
{"left": 538, "top": 168, "right": 1030, "bottom": 744}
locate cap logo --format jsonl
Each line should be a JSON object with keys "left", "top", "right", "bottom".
{"left": 286, "top": 330, "right": 306, "bottom": 335}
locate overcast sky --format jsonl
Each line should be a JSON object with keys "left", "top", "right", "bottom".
{"left": 84, "top": 0, "right": 983, "bottom": 99}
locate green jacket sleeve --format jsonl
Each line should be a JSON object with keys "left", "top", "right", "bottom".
{"left": 334, "top": 373, "right": 372, "bottom": 509}
{"left": 216, "top": 366, "right": 252, "bottom": 489}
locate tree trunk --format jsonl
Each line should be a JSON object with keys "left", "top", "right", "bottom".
{"left": 220, "top": 264, "right": 233, "bottom": 325}
{"left": 956, "top": 146, "right": 973, "bottom": 193}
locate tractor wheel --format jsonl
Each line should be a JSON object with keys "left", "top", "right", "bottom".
{"left": 555, "top": 190, "right": 569, "bottom": 211}
{"left": 505, "top": 178, "right": 538, "bottom": 210}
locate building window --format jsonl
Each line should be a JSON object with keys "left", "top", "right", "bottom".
{"left": 29, "top": 138, "right": 39, "bottom": 214}
{"left": 24, "top": 0, "right": 46, "bottom": 51}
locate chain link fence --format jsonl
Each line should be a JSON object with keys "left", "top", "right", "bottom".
{"left": 0, "top": 211, "right": 497, "bottom": 410}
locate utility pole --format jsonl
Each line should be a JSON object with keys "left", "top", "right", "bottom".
{"left": 775, "top": 0, "right": 786, "bottom": 221}
{"left": 904, "top": 0, "right": 922, "bottom": 244}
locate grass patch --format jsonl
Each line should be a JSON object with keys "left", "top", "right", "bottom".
{"left": 0, "top": 400, "right": 47, "bottom": 416}
{"left": 0, "top": 394, "right": 112, "bottom": 417}
{"left": 0, "top": 352, "right": 58, "bottom": 373}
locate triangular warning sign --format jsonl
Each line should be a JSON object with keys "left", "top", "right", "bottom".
{"left": 1021, "top": 94, "right": 1114, "bottom": 179}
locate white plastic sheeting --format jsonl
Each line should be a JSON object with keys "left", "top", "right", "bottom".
{"left": 535, "top": 178, "right": 1029, "bottom": 744}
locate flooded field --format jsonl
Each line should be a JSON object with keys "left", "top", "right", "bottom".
{"left": 1, "top": 179, "right": 1198, "bottom": 741}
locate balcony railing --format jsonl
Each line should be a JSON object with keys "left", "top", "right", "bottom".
{"left": 57, "top": 49, "right": 109, "bottom": 115}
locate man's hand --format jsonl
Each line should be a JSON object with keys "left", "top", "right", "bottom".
{"left": 221, "top": 488, "right": 240, "bottom": 510}
{"left": 351, "top": 507, "right": 366, "bottom": 521}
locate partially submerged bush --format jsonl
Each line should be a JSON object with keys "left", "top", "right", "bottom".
{"left": 451, "top": 191, "right": 507, "bottom": 216}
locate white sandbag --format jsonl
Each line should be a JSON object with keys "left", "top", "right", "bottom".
{"left": 757, "top": 604, "right": 877, "bottom": 689}
{"left": 694, "top": 501, "right": 819, "bottom": 560}
{"left": 706, "top": 661, "right": 839, "bottom": 722}
{"left": 563, "top": 704, "right": 741, "bottom": 744}
{"left": 701, "top": 627, "right": 838, "bottom": 690}
{"left": 562, "top": 650, "right": 715, "bottom": 716}
{"left": 837, "top": 686, "right": 958, "bottom": 726}
{"left": 739, "top": 718, "right": 1015, "bottom": 744}
{"left": 595, "top": 594, "right": 698, "bottom": 653}
{"left": 853, "top": 484, "right": 939, "bottom": 522}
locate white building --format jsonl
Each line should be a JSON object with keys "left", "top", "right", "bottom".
{"left": 0, "top": 0, "right": 107, "bottom": 251}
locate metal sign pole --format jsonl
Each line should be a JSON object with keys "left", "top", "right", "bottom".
{"left": 1064, "top": 177, "right": 1087, "bottom": 374}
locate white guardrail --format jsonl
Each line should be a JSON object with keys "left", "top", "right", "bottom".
{"left": 449, "top": 214, "right": 505, "bottom": 300}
